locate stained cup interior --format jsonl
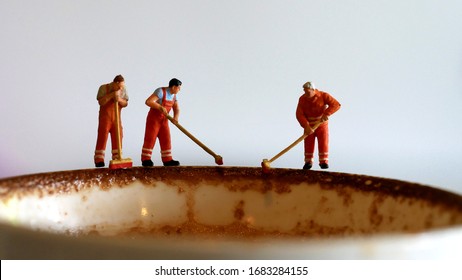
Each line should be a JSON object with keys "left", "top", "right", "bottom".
{"left": 1, "top": 167, "right": 462, "bottom": 259}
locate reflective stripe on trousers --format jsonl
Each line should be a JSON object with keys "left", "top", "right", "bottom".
{"left": 304, "top": 122, "right": 329, "bottom": 164}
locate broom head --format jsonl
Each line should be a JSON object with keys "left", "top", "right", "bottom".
{"left": 109, "top": 158, "right": 133, "bottom": 169}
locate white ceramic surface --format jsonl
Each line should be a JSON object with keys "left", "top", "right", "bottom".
{"left": 1, "top": 167, "right": 462, "bottom": 259}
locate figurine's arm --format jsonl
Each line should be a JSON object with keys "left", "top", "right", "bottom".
{"left": 172, "top": 101, "right": 180, "bottom": 123}
{"left": 117, "top": 96, "right": 128, "bottom": 108}
{"left": 97, "top": 91, "right": 115, "bottom": 106}
{"left": 321, "top": 92, "right": 341, "bottom": 121}
{"left": 145, "top": 93, "right": 167, "bottom": 115}
{"left": 296, "top": 99, "right": 314, "bottom": 135}
{"left": 116, "top": 88, "right": 128, "bottom": 108}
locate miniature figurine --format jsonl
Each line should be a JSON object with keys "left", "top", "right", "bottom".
{"left": 141, "top": 78, "right": 182, "bottom": 167}
{"left": 94, "top": 75, "right": 129, "bottom": 167}
{"left": 296, "top": 81, "right": 341, "bottom": 169}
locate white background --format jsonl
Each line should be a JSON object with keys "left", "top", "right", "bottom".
{"left": 2, "top": 260, "right": 460, "bottom": 279}
{"left": 1, "top": 0, "right": 461, "bottom": 194}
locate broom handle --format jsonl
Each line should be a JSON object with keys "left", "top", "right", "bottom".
{"left": 268, "top": 121, "right": 323, "bottom": 163}
{"left": 165, "top": 114, "right": 219, "bottom": 158}
{"left": 114, "top": 97, "right": 122, "bottom": 160}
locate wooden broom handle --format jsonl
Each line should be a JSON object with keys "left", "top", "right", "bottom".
{"left": 165, "top": 114, "right": 220, "bottom": 159}
{"left": 268, "top": 121, "right": 324, "bottom": 164}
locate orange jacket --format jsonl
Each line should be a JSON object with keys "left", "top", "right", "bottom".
{"left": 296, "top": 89, "right": 341, "bottom": 128}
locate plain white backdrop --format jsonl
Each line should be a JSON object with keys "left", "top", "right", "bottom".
{"left": 1, "top": 0, "right": 461, "bottom": 194}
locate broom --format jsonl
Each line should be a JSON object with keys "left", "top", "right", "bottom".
{"left": 109, "top": 94, "right": 133, "bottom": 169}
{"left": 165, "top": 114, "right": 223, "bottom": 165}
{"left": 261, "top": 121, "right": 323, "bottom": 173}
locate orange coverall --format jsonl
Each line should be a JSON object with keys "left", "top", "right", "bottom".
{"left": 94, "top": 84, "right": 128, "bottom": 164}
{"left": 141, "top": 88, "right": 175, "bottom": 163}
{"left": 296, "top": 89, "right": 341, "bottom": 165}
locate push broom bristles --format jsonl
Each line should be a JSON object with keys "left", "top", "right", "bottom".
{"left": 261, "top": 159, "right": 271, "bottom": 174}
{"left": 109, "top": 158, "right": 133, "bottom": 169}
{"left": 215, "top": 155, "right": 224, "bottom": 165}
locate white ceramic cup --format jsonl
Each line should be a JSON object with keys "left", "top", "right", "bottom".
{"left": 1, "top": 167, "right": 462, "bottom": 259}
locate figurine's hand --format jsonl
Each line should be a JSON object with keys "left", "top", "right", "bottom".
{"left": 320, "top": 114, "right": 329, "bottom": 122}
{"left": 113, "top": 84, "right": 123, "bottom": 91}
{"left": 111, "top": 91, "right": 123, "bottom": 101}
{"left": 158, "top": 106, "right": 168, "bottom": 115}
{"left": 116, "top": 96, "right": 124, "bottom": 103}
{"left": 304, "top": 125, "right": 315, "bottom": 136}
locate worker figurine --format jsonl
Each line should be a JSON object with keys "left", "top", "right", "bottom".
{"left": 296, "top": 81, "right": 341, "bottom": 170}
{"left": 94, "top": 75, "right": 129, "bottom": 167}
{"left": 141, "top": 78, "right": 182, "bottom": 167}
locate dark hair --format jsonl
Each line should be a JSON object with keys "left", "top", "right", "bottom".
{"left": 169, "top": 78, "right": 182, "bottom": 87}
{"left": 113, "top": 75, "right": 124, "bottom": 82}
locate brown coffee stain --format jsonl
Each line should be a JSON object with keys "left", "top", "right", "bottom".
{"left": 234, "top": 200, "right": 245, "bottom": 221}
{"left": 369, "top": 197, "right": 384, "bottom": 227}
{"left": 2, "top": 167, "right": 462, "bottom": 240}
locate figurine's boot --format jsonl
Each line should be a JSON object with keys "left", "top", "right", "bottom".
{"left": 163, "top": 160, "right": 180, "bottom": 167}
{"left": 303, "top": 162, "right": 313, "bottom": 170}
{"left": 142, "top": 160, "right": 154, "bottom": 167}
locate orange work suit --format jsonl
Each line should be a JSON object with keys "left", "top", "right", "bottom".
{"left": 296, "top": 89, "right": 340, "bottom": 165}
{"left": 141, "top": 88, "right": 175, "bottom": 163}
{"left": 94, "top": 84, "right": 127, "bottom": 164}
